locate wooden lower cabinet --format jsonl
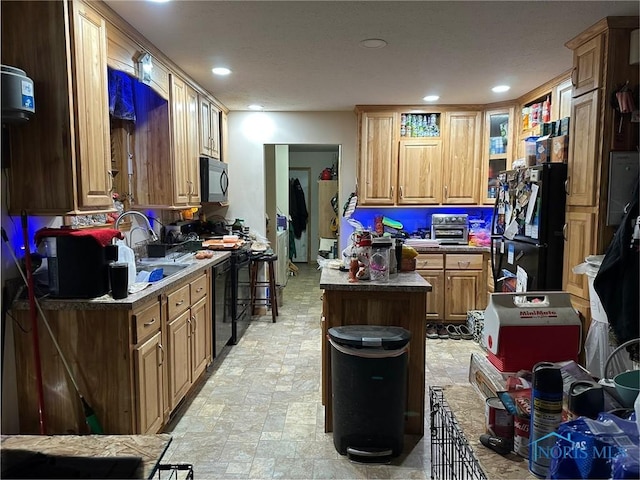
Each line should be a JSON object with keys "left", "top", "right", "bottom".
{"left": 416, "top": 251, "right": 488, "bottom": 323}
{"left": 134, "top": 331, "right": 164, "bottom": 434}
{"left": 12, "top": 270, "right": 212, "bottom": 435}
{"left": 167, "top": 275, "right": 211, "bottom": 410}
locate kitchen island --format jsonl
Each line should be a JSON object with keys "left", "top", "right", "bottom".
{"left": 320, "top": 268, "right": 431, "bottom": 436}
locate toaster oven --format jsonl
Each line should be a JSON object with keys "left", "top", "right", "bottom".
{"left": 431, "top": 214, "right": 469, "bottom": 245}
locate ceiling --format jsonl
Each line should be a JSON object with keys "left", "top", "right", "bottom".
{"left": 103, "top": 1, "right": 639, "bottom": 112}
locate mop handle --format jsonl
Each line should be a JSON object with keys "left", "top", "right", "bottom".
{"left": 19, "top": 213, "right": 47, "bottom": 434}
{"left": 1, "top": 228, "right": 81, "bottom": 394}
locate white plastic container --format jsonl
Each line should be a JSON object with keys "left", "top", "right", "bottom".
{"left": 116, "top": 240, "right": 136, "bottom": 290}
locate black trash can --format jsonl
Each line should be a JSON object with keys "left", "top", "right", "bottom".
{"left": 329, "top": 325, "right": 411, "bottom": 462}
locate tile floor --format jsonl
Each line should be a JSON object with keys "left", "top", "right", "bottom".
{"left": 161, "top": 263, "right": 483, "bottom": 479}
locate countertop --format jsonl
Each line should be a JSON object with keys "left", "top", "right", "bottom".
{"left": 12, "top": 252, "right": 231, "bottom": 311}
{"left": 412, "top": 245, "right": 491, "bottom": 254}
{"left": 1, "top": 434, "right": 172, "bottom": 479}
{"left": 440, "top": 384, "right": 535, "bottom": 480}
{"left": 320, "top": 268, "right": 431, "bottom": 292}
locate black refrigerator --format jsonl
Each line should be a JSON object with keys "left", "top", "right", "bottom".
{"left": 491, "top": 163, "right": 568, "bottom": 292}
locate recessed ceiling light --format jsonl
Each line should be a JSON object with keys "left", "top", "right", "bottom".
{"left": 248, "top": 104, "right": 264, "bottom": 111}
{"left": 359, "top": 38, "right": 388, "bottom": 49}
{"left": 423, "top": 95, "right": 440, "bottom": 102}
{"left": 492, "top": 85, "right": 510, "bottom": 93}
{"left": 212, "top": 67, "right": 231, "bottom": 76}
{"left": 147, "top": 0, "right": 171, "bottom": 3}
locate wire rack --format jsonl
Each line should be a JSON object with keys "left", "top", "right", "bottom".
{"left": 154, "top": 463, "right": 194, "bottom": 480}
{"left": 429, "top": 386, "right": 487, "bottom": 480}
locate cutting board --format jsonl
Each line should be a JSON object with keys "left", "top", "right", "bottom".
{"left": 202, "top": 239, "right": 245, "bottom": 250}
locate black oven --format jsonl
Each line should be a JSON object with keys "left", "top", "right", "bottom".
{"left": 230, "top": 246, "right": 251, "bottom": 344}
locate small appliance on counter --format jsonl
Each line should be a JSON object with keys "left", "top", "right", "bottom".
{"left": 483, "top": 292, "right": 582, "bottom": 372}
{"left": 35, "top": 228, "right": 123, "bottom": 299}
{"left": 431, "top": 214, "right": 469, "bottom": 244}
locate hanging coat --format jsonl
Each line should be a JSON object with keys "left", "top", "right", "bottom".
{"left": 289, "top": 178, "right": 308, "bottom": 239}
{"left": 593, "top": 179, "right": 639, "bottom": 353}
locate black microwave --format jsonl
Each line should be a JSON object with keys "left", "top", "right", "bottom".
{"left": 200, "top": 157, "right": 228, "bottom": 203}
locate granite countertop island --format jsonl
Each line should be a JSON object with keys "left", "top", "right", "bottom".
{"left": 1, "top": 434, "right": 173, "bottom": 479}
{"left": 320, "top": 267, "right": 431, "bottom": 437}
{"left": 320, "top": 267, "right": 431, "bottom": 292}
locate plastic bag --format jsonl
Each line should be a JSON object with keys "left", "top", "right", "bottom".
{"left": 548, "top": 412, "right": 639, "bottom": 479}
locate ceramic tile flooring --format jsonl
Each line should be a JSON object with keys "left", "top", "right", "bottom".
{"left": 161, "top": 263, "right": 484, "bottom": 479}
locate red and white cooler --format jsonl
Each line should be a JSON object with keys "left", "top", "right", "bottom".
{"left": 482, "top": 292, "right": 582, "bottom": 372}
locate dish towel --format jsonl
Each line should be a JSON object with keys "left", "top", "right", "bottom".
{"left": 34, "top": 227, "right": 124, "bottom": 247}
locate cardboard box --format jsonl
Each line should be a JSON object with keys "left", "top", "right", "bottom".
{"left": 551, "top": 135, "right": 569, "bottom": 163}
{"left": 535, "top": 135, "right": 552, "bottom": 164}
{"left": 559, "top": 116, "right": 570, "bottom": 137}
{"left": 468, "top": 352, "right": 509, "bottom": 399}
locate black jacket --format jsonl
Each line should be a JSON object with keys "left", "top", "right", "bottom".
{"left": 289, "top": 178, "right": 308, "bottom": 239}
{"left": 593, "top": 179, "right": 639, "bottom": 351}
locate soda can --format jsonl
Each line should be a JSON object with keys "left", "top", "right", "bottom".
{"left": 513, "top": 414, "right": 530, "bottom": 458}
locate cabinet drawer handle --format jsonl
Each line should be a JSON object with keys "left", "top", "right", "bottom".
{"left": 458, "top": 261, "right": 471, "bottom": 268}
{"left": 175, "top": 299, "right": 185, "bottom": 306}
{"left": 144, "top": 317, "right": 156, "bottom": 327}
{"left": 196, "top": 287, "right": 203, "bottom": 293}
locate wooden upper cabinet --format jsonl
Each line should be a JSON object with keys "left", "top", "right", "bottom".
{"left": 358, "top": 112, "right": 397, "bottom": 205}
{"left": 170, "top": 76, "right": 200, "bottom": 207}
{"left": 481, "top": 108, "right": 514, "bottom": 205}
{"left": 106, "top": 23, "right": 137, "bottom": 76}
{"left": 571, "top": 34, "right": 603, "bottom": 98}
{"left": 200, "top": 97, "right": 221, "bottom": 159}
{"left": 2, "top": 0, "right": 113, "bottom": 214}
{"left": 442, "top": 111, "right": 481, "bottom": 204}
{"left": 398, "top": 140, "right": 442, "bottom": 204}
{"left": 567, "top": 89, "right": 600, "bottom": 206}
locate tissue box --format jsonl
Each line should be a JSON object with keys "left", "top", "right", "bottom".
{"left": 551, "top": 135, "right": 569, "bottom": 163}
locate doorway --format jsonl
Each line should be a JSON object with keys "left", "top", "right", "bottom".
{"left": 289, "top": 168, "right": 311, "bottom": 263}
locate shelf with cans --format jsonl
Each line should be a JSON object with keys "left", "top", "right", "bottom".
{"left": 399, "top": 112, "right": 441, "bottom": 138}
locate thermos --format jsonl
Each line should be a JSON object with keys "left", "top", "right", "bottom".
{"left": 529, "top": 362, "right": 563, "bottom": 478}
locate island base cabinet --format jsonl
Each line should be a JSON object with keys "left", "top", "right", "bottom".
{"left": 322, "top": 289, "right": 426, "bottom": 436}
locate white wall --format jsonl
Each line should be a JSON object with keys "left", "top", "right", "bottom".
{"left": 225, "top": 111, "right": 357, "bottom": 253}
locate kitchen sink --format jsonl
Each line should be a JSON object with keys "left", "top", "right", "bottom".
{"left": 135, "top": 258, "right": 193, "bottom": 282}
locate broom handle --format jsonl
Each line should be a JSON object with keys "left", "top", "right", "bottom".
{"left": 20, "top": 212, "right": 47, "bottom": 434}
{"left": 2, "top": 228, "right": 81, "bottom": 394}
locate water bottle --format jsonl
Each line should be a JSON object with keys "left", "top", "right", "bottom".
{"left": 529, "top": 362, "right": 563, "bottom": 478}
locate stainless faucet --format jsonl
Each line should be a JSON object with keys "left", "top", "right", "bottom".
{"left": 115, "top": 211, "right": 159, "bottom": 243}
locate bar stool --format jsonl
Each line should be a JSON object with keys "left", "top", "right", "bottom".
{"left": 250, "top": 254, "right": 278, "bottom": 323}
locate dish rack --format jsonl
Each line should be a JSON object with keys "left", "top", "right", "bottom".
{"left": 429, "top": 386, "right": 487, "bottom": 480}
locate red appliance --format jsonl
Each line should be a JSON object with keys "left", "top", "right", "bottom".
{"left": 482, "top": 292, "right": 582, "bottom": 372}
